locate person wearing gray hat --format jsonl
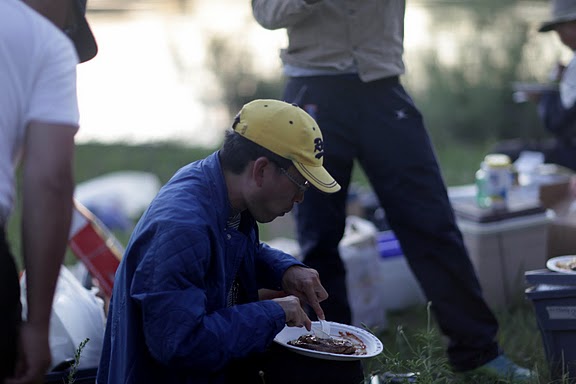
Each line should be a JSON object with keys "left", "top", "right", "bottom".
{"left": 539, "top": 0, "right": 576, "bottom": 116}
{"left": 493, "top": 0, "right": 576, "bottom": 170}
{"left": 531, "top": 0, "right": 576, "bottom": 170}
{"left": 0, "top": 0, "right": 97, "bottom": 383}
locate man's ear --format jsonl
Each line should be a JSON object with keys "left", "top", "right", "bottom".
{"left": 251, "top": 157, "right": 272, "bottom": 188}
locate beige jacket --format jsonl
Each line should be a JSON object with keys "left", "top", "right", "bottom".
{"left": 251, "top": 0, "right": 406, "bottom": 82}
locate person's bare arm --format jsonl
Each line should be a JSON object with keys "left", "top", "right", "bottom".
{"left": 22, "top": 120, "right": 75, "bottom": 333}
{"left": 7, "top": 121, "right": 76, "bottom": 384}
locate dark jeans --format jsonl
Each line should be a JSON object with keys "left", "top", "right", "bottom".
{"left": 0, "top": 229, "right": 21, "bottom": 380}
{"left": 227, "top": 343, "right": 365, "bottom": 384}
{"left": 284, "top": 74, "right": 501, "bottom": 371}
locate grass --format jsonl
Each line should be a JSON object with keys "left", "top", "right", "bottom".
{"left": 7, "top": 141, "right": 564, "bottom": 383}
{"left": 364, "top": 301, "right": 555, "bottom": 384}
{"left": 66, "top": 338, "right": 90, "bottom": 384}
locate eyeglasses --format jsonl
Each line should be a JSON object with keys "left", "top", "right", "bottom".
{"left": 278, "top": 167, "right": 310, "bottom": 194}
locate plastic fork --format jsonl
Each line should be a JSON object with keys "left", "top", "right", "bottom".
{"left": 313, "top": 319, "right": 331, "bottom": 339}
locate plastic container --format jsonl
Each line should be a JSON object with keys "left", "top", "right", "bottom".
{"left": 376, "top": 231, "right": 426, "bottom": 312}
{"left": 475, "top": 154, "right": 513, "bottom": 209}
{"left": 455, "top": 212, "right": 549, "bottom": 309}
{"left": 525, "top": 269, "right": 576, "bottom": 382}
{"left": 339, "top": 216, "right": 387, "bottom": 329}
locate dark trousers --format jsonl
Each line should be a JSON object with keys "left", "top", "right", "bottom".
{"left": 227, "top": 343, "right": 365, "bottom": 384}
{"left": 284, "top": 74, "right": 500, "bottom": 371}
{"left": 0, "top": 229, "right": 21, "bottom": 380}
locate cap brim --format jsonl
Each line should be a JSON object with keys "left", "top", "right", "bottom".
{"left": 71, "top": 1, "right": 98, "bottom": 62}
{"left": 293, "top": 162, "right": 341, "bottom": 194}
{"left": 538, "top": 14, "right": 576, "bottom": 33}
{"left": 538, "top": 21, "right": 558, "bottom": 32}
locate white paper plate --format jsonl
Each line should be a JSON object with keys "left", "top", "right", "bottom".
{"left": 547, "top": 255, "right": 576, "bottom": 274}
{"left": 274, "top": 321, "right": 383, "bottom": 361}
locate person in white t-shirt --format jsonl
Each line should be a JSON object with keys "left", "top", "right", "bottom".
{"left": 0, "top": 0, "right": 97, "bottom": 382}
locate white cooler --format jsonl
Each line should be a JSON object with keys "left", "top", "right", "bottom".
{"left": 451, "top": 194, "right": 549, "bottom": 309}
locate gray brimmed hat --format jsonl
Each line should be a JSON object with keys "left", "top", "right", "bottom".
{"left": 67, "top": 0, "right": 98, "bottom": 62}
{"left": 539, "top": 0, "right": 576, "bottom": 32}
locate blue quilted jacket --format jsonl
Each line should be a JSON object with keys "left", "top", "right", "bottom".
{"left": 97, "top": 152, "right": 304, "bottom": 383}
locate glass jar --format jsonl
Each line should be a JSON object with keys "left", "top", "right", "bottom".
{"left": 475, "top": 154, "right": 512, "bottom": 209}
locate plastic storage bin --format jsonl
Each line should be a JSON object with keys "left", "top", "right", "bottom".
{"left": 452, "top": 196, "right": 549, "bottom": 309}
{"left": 376, "top": 231, "right": 426, "bottom": 313}
{"left": 339, "top": 216, "right": 387, "bottom": 329}
{"left": 525, "top": 269, "right": 576, "bottom": 382}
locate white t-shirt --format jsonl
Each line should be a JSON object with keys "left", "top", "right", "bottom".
{"left": 560, "top": 52, "right": 576, "bottom": 109}
{"left": 0, "top": 0, "right": 80, "bottom": 224}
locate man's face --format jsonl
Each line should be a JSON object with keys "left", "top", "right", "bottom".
{"left": 246, "top": 162, "right": 308, "bottom": 224}
{"left": 555, "top": 20, "right": 576, "bottom": 51}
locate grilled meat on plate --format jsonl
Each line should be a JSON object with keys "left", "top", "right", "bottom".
{"left": 288, "top": 334, "right": 356, "bottom": 355}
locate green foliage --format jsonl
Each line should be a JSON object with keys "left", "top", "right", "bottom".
{"left": 66, "top": 338, "right": 89, "bottom": 384}
{"left": 367, "top": 303, "right": 453, "bottom": 384}
{"left": 401, "top": 1, "right": 553, "bottom": 148}
{"left": 369, "top": 300, "right": 567, "bottom": 384}
{"left": 206, "top": 36, "right": 285, "bottom": 117}
{"left": 73, "top": 143, "right": 214, "bottom": 185}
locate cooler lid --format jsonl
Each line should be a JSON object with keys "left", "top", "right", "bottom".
{"left": 525, "top": 269, "right": 576, "bottom": 286}
{"left": 451, "top": 196, "right": 545, "bottom": 223}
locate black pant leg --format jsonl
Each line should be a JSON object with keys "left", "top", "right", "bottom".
{"left": 356, "top": 80, "right": 501, "bottom": 371}
{"left": 261, "top": 343, "right": 365, "bottom": 384}
{"left": 0, "top": 229, "right": 21, "bottom": 380}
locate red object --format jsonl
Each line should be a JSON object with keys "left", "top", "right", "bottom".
{"left": 68, "top": 200, "right": 123, "bottom": 297}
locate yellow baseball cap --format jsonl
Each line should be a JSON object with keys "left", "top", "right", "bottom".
{"left": 233, "top": 99, "right": 341, "bottom": 193}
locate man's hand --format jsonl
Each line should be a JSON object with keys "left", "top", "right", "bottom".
{"left": 281, "top": 266, "right": 328, "bottom": 321}
{"left": 273, "top": 295, "right": 312, "bottom": 330}
{"left": 6, "top": 322, "right": 51, "bottom": 384}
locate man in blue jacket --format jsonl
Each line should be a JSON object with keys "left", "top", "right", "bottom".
{"left": 97, "top": 99, "right": 364, "bottom": 383}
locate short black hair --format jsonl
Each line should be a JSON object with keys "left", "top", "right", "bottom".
{"left": 219, "top": 129, "right": 292, "bottom": 174}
